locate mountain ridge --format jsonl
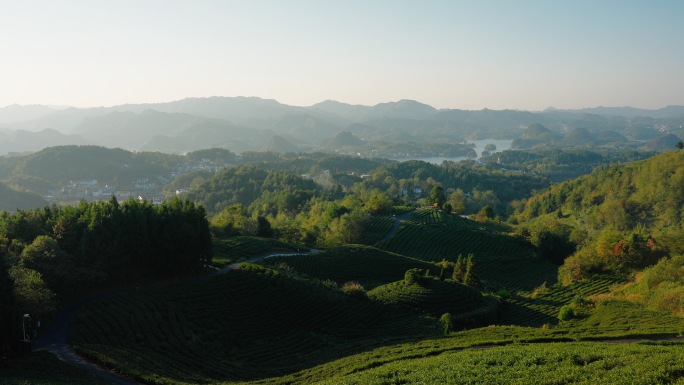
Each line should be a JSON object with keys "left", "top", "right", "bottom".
{"left": 1, "top": 97, "right": 683, "bottom": 155}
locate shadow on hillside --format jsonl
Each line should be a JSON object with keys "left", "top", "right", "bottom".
{"left": 497, "top": 300, "right": 558, "bottom": 327}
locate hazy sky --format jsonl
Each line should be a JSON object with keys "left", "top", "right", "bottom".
{"left": 1, "top": 0, "right": 683, "bottom": 110}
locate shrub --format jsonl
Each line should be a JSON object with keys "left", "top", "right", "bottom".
{"left": 558, "top": 305, "right": 575, "bottom": 321}
{"left": 570, "top": 294, "right": 588, "bottom": 308}
{"left": 530, "top": 281, "right": 549, "bottom": 299}
{"left": 404, "top": 269, "right": 423, "bottom": 285}
{"left": 496, "top": 288, "right": 511, "bottom": 299}
{"left": 440, "top": 312, "right": 453, "bottom": 334}
{"left": 341, "top": 281, "right": 366, "bottom": 299}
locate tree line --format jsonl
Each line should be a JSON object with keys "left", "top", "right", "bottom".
{"left": 0, "top": 197, "right": 211, "bottom": 347}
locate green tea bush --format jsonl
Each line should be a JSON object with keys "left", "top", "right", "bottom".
{"left": 558, "top": 305, "right": 575, "bottom": 321}
{"left": 342, "top": 281, "right": 367, "bottom": 299}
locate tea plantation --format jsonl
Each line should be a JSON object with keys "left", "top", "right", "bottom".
{"left": 24, "top": 210, "right": 684, "bottom": 384}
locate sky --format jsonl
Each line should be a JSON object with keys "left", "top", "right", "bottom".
{"left": 1, "top": 0, "right": 683, "bottom": 110}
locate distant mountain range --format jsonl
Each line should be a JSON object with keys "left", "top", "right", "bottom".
{"left": 1, "top": 97, "right": 683, "bottom": 155}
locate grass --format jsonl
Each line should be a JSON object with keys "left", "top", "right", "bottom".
{"left": 0, "top": 351, "right": 110, "bottom": 385}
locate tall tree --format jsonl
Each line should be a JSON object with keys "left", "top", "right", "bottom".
{"left": 464, "top": 254, "right": 479, "bottom": 287}
{"left": 452, "top": 255, "right": 465, "bottom": 283}
{"left": 427, "top": 186, "right": 446, "bottom": 207}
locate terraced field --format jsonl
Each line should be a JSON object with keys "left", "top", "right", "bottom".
{"left": 500, "top": 276, "right": 625, "bottom": 327}
{"left": 367, "top": 278, "right": 499, "bottom": 328}
{"left": 58, "top": 208, "right": 679, "bottom": 385}
{"left": 357, "top": 215, "right": 394, "bottom": 245}
{"left": 368, "top": 278, "right": 484, "bottom": 316}
{"left": 259, "top": 299, "right": 684, "bottom": 385}
{"left": 376, "top": 210, "right": 533, "bottom": 263}
{"left": 375, "top": 209, "right": 556, "bottom": 291}
{"left": 70, "top": 263, "right": 438, "bottom": 384}
{"left": 263, "top": 245, "right": 436, "bottom": 289}
{"left": 315, "top": 341, "right": 684, "bottom": 385}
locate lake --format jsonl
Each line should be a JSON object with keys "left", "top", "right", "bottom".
{"left": 409, "top": 139, "right": 514, "bottom": 164}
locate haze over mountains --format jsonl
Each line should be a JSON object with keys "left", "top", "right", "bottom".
{"left": 1, "top": 97, "right": 683, "bottom": 155}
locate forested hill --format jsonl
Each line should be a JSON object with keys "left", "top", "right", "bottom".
{"left": 0, "top": 182, "right": 47, "bottom": 211}
{"left": 187, "top": 166, "right": 323, "bottom": 214}
{"left": 518, "top": 150, "right": 684, "bottom": 231}
{"left": 0, "top": 145, "right": 179, "bottom": 192}
{"left": 514, "top": 149, "right": 684, "bottom": 283}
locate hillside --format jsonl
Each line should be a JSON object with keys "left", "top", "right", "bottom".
{"left": 519, "top": 150, "right": 684, "bottom": 231}
{"left": 60, "top": 207, "right": 684, "bottom": 385}
{"left": 264, "top": 245, "right": 436, "bottom": 289}
{"left": 517, "top": 149, "right": 684, "bottom": 283}
{"left": 70, "top": 263, "right": 438, "bottom": 383}
{"left": 0, "top": 145, "right": 179, "bottom": 193}
{"left": 0, "top": 182, "right": 47, "bottom": 210}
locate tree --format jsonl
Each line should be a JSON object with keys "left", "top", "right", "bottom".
{"left": 443, "top": 203, "right": 452, "bottom": 214}
{"left": 676, "top": 141, "right": 684, "bottom": 150}
{"left": 9, "top": 266, "right": 56, "bottom": 317}
{"left": 447, "top": 189, "right": 467, "bottom": 214}
{"left": 404, "top": 268, "right": 422, "bottom": 285}
{"left": 426, "top": 186, "right": 446, "bottom": 207}
{"left": 463, "top": 254, "right": 479, "bottom": 287}
{"left": 363, "top": 189, "right": 393, "bottom": 215}
{"left": 452, "top": 255, "right": 465, "bottom": 283}
{"left": 476, "top": 206, "right": 495, "bottom": 221}
{"left": 210, "top": 204, "right": 247, "bottom": 237}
